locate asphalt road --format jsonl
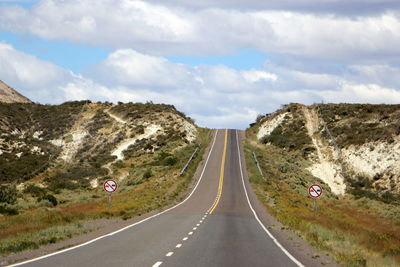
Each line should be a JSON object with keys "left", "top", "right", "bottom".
{"left": 11, "top": 129, "right": 302, "bottom": 267}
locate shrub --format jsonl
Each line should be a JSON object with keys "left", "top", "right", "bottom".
{"left": 0, "top": 204, "right": 19, "bottom": 215}
{"left": 39, "top": 194, "right": 58, "bottom": 206}
{"left": 127, "top": 178, "right": 143, "bottom": 186}
{"left": 164, "top": 156, "right": 178, "bottom": 166}
{"left": 143, "top": 169, "right": 152, "bottom": 179}
{"left": 47, "top": 177, "right": 79, "bottom": 191}
{"left": 23, "top": 184, "right": 47, "bottom": 198}
{"left": 0, "top": 185, "right": 18, "bottom": 204}
{"left": 381, "top": 191, "right": 396, "bottom": 204}
{"left": 136, "top": 126, "right": 145, "bottom": 134}
{"left": 113, "top": 160, "right": 125, "bottom": 168}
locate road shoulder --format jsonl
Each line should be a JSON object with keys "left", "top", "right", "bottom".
{"left": 237, "top": 130, "right": 341, "bottom": 267}
{"left": 1, "top": 130, "right": 217, "bottom": 266}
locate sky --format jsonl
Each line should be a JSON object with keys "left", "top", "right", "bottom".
{"left": 1, "top": 0, "right": 400, "bottom": 129}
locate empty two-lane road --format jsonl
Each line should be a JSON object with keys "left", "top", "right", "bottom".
{"left": 10, "top": 129, "right": 302, "bottom": 267}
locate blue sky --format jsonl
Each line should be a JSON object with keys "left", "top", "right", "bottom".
{"left": 0, "top": 0, "right": 400, "bottom": 128}
{"left": 0, "top": 1, "right": 37, "bottom": 9}
{"left": 0, "top": 31, "right": 110, "bottom": 73}
{"left": 0, "top": 30, "right": 267, "bottom": 73}
{"left": 168, "top": 49, "right": 267, "bottom": 70}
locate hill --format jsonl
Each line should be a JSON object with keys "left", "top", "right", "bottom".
{"left": 0, "top": 81, "right": 32, "bottom": 103}
{"left": 0, "top": 100, "right": 210, "bottom": 256}
{"left": 254, "top": 103, "right": 400, "bottom": 199}
{"left": 245, "top": 103, "right": 400, "bottom": 266}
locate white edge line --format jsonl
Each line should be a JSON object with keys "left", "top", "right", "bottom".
{"left": 235, "top": 130, "right": 304, "bottom": 267}
{"left": 8, "top": 130, "right": 220, "bottom": 267}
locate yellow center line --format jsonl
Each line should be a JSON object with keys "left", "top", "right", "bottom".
{"left": 209, "top": 129, "right": 228, "bottom": 214}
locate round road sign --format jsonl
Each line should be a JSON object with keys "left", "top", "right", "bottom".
{"left": 308, "top": 184, "right": 322, "bottom": 198}
{"left": 103, "top": 179, "right": 118, "bottom": 193}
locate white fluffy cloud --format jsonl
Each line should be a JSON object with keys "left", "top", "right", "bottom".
{"left": 0, "top": 42, "right": 71, "bottom": 102}
{"left": 309, "top": 83, "right": 400, "bottom": 104}
{"left": 151, "top": 0, "right": 400, "bottom": 15}
{"left": 1, "top": 0, "right": 400, "bottom": 61}
{"left": 2, "top": 43, "right": 400, "bottom": 128}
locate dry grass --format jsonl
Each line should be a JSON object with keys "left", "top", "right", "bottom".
{"left": 0, "top": 128, "right": 211, "bottom": 256}
{"left": 244, "top": 130, "right": 400, "bottom": 267}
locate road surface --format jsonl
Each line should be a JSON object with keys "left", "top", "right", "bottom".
{"left": 10, "top": 129, "right": 303, "bottom": 267}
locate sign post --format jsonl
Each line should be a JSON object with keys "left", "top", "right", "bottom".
{"left": 308, "top": 184, "right": 322, "bottom": 217}
{"left": 103, "top": 179, "right": 118, "bottom": 209}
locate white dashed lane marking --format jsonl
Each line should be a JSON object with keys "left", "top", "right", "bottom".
{"left": 188, "top": 232, "right": 193, "bottom": 235}
{"left": 183, "top": 237, "right": 188, "bottom": 241}
{"left": 153, "top": 261, "right": 163, "bottom": 267}
{"left": 166, "top": 252, "right": 173, "bottom": 257}
{"left": 176, "top": 244, "right": 182, "bottom": 248}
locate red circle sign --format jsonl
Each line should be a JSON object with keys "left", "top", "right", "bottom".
{"left": 103, "top": 179, "right": 118, "bottom": 193}
{"left": 308, "top": 184, "right": 322, "bottom": 198}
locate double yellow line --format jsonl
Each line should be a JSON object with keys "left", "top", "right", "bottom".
{"left": 209, "top": 129, "right": 228, "bottom": 214}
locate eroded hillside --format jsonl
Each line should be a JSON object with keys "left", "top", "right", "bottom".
{"left": 245, "top": 103, "right": 400, "bottom": 266}
{"left": 0, "top": 101, "right": 197, "bottom": 187}
{"left": 254, "top": 103, "right": 400, "bottom": 200}
{"left": 0, "top": 101, "right": 209, "bottom": 256}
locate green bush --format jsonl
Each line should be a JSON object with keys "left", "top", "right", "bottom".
{"left": 0, "top": 185, "right": 18, "bottom": 204}
{"left": 0, "top": 153, "right": 49, "bottom": 183}
{"left": 0, "top": 204, "right": 19, "bottom": 215}
{"left": 127, "top": 178, "right": 143, "bottom": 186}
{"left": 113, "top": 160, "right": 125, "bottom": 168}
{"left": 23, "top": 184, "right": 47, "bottom": 198}
{"left": 46, "top": 166, "right": 106, "bottom": 191}
{"left": 143, "top": 169, "right": 152, "bottom": 179}
{"left": 39, "top": 194, "right": 58, "bottom": 206}
{"left": 48, "top": 178, "right": 79, "bottom": 191}
{"left": 164, "top": 156, "right": 178, "bottom": 166}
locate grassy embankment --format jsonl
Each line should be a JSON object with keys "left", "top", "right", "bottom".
{"left": 245, "top": 128, "right": 400, "bottom": 267}
{"left": 0, "top": 128, "right": 211, "bottom": 256}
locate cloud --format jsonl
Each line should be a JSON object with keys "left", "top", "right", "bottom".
{"left": 0, "top": 42, "right": 70, "bottom": 102}
{"left": 310, "top": 83, "right": 400, "bottom": 104}
{"left": 1, "top": 42, "right": 400, "bottom": 129}
{"left": 347, "top": 64, "right": 400, "bottom": 89}
{"left": 241, "top": 70, "right": 278, "bottom": 83}
{"left": 150, "top": 0, "right": 400, "bottom": 16}
{"left": 92, "top": 49, "right": 191, "bottom": 89}
{"left": 1, "top": 0, "right": 400, "bottom": 62}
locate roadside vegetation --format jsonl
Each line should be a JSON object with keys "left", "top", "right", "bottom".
{"left": 317, "top": 104, "right": 400, "bottom": 147}
{"left": 0, "top": 101, "right": 211, "bottom": 257}
{"left": 0, "top": 101, "right": 88, "bottom": 184}
{"left": 245, "top": 121, "right": 400, "bottom": 267}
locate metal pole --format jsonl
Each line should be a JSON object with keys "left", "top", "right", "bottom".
{"left": 252, "top": 151, "right": 265, "bottom": 180}
{"left": 108, "top": 193, "right": 112, "bottom": 209}
{"left": 313, "top": 198, "right": 317, "bottom": 217}
{"left": 179, "top": 147, "right": 199, "bottom": 176}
